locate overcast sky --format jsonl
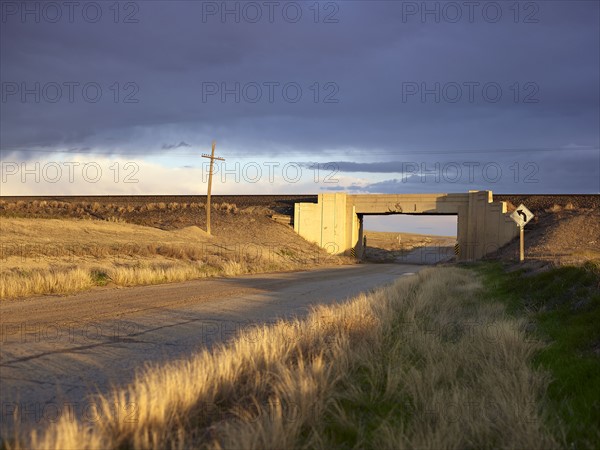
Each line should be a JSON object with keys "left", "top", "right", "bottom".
{"left": 1, "top": 0, "right": 599, "bottom": 201}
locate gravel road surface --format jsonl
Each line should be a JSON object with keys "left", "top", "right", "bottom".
{"left": 0, "top": 263, "right": 421, "bottom": 434}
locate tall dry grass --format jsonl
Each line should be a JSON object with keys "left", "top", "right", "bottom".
{"left": 0, "top": 267, "right": 94, "bottom": 298}
{"left": 0, "top": 244, "right": 325, "bottom": 299}
{"left": 106, "top": 262, "right": 211, "bottom": 286}
{"left": 0, "top": 215, "right": 337, "bottom": 299}
{"left": 12, "top": 267, "right": 561, "bottom": 450}
{"left": 0, "top": 253, "right": 290, "bottom": 299}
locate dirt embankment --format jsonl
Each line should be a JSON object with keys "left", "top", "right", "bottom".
{"left": 493, "top": 197, "right": 600, "bottom": 266}
{"left": 0, "top": 195, "right": 317, "bottom": 226}
{"left": 495, "top": 194, "right": 600, "bottom": 211}
{"left": 0, "top": 198, "right": 351, "bottom": 299}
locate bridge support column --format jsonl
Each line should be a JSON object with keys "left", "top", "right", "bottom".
{"left": 294, "top": 193, "right": 349, "bottom": 255}
{"left": 356, "top": 214, "right": 365, "bottom": 258}
{"left": 458, "top": 191, "right": 519, "bottom": 261}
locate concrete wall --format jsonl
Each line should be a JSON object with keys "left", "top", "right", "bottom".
{"left": 294, "top": 191, "right": 519, "bottom": 261}
{"left": 294, "top": 192, "right": 348, "bottom": 254}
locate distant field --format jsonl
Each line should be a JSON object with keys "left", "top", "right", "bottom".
{"left": 364, "top": 230, "right": 455, "bottom": 249}
{"left": 0, "top": 197, "right": 305, "bottom": 230}
{"left": 363, "top": 230, "right": 455, "bottom": 262}
{"left": 0, "top": 195, "right": 316, "bottom": 217}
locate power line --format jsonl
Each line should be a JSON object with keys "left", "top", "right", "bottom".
{"left": 1, "top": 146, "right": 598, "bottom": 157}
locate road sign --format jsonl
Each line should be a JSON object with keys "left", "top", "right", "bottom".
{"left": 509, "top": 204, "right": 534, "bottom": 263}
{"left": 510, "top": 204, "right": 534, "bottom": 227}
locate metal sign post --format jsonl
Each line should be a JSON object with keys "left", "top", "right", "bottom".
{"left": 519, "top": 225, "right": 525, "bottom": 262}
{"left": 510, "top": 204, "right": 534, "bottom": 263}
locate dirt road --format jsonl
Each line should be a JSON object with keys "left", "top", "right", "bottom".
{"left": 395, "top": 245, "right": 455, "bottom": 264}
{"left": 0, "top": 263, "right": 420, "bottom": 434}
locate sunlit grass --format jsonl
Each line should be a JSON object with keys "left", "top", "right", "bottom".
{"left": 476, "top": 261, "right": 600, "bottom": 449}
{"left": 9, "top": 267, "right": 560, "bottom": 449}
{"left": 0, "top": 218, "right": 343, "bottom": 299}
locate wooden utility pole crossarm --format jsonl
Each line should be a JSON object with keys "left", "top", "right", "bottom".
{"left": 201, "top": 141, "right": 225, "bottom": 235}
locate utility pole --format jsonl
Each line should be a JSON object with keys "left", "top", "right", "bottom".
{"left": 201, "top": 141, "right": 225, "bottom": 235}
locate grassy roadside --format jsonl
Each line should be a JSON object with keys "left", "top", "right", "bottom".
{"left": 8, "top": 267, "right": 559, "bottom": 450}
{"left": 474, "top": 261, "right": 600, "bottom": 449}
{"left": 0, "top": 251, "right": 330, "bottom": 300}
{"left": 0, "top": 217, "right": 348, "bottom": 300}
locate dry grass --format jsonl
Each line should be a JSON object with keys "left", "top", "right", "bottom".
{"left": 105, "top": 262, "right": 212, "bottom": 286}
{"left": 0, "top": 218, "right": 345, "bottom": 299}
{"left": 12, "top": 267, "right": 561, "bottom": 449}
{"left": 548, "top": 204, "right": 563, "bottom": 213}
{"left": 0, "top": 199, "right": 244, "bottom": 215}
{"left": 0, "top": 253, "right": 315, "bottom": 300}
{"left": 0, "top": 267, "right": 94, "bottom": 298}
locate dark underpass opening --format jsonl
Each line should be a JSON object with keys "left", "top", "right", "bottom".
{"left": 362, "top": 214, "right": 458, "bottom": 264}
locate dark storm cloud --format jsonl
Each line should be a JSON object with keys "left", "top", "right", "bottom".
{"left": 162, "top": 141, "right": 191, "bottom": 150}
{"left": 1, "top": 0, "right": 598, "bottom": 192}
{"left": 318, "top": 148, "right": 599, "bottom": 193}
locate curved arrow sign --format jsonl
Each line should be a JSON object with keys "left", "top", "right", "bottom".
{"left": 510, "top": 204, "right": 534, "bottom": 227}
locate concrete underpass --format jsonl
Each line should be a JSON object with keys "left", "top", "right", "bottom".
{"left": 294, "top": 191, "right": 519, "bottom": 261}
